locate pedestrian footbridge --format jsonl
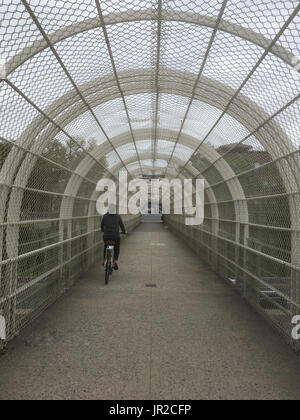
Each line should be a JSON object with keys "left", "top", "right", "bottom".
{"left": 0, "top": 0, "right": 300, "bottom": 400}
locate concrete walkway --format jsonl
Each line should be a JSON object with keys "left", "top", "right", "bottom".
{"left": 0, "top": 222, "right": 300, "bottom": 400}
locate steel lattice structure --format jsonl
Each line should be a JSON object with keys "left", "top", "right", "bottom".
{"left": 0, "top": 0, "right": 300, "bottom": 350}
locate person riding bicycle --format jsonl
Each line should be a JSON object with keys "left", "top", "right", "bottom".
{"left": 101, "top": 204, "right": 126, "bottom": 270}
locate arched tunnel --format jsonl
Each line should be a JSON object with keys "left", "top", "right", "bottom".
{"left": 0, "top": 0, "right": 300, "bottom": 400}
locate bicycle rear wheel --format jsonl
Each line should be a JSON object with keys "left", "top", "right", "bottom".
{"left": 105, "top": 250, "right": 111, "bottom": 285}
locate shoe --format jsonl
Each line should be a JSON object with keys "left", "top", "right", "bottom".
{"left": 114, "top": 261, "right": 119, "bottom": 270}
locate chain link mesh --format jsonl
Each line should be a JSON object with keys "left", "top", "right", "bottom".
{"left": 0, "top": 0, "right": 300, "bottom": 352}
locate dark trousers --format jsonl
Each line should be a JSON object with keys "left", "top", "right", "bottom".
{"left": 103, "top": 237, "right": 121, "bottom": 261}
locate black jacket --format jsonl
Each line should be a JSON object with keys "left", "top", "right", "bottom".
{"left": 101, "top": 213, "right": 126, "bottom": 238}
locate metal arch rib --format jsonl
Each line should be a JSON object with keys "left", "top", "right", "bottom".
{"left": 94, "top": 0, "right": 144, "bottom": 175}
{"left": 4, "top": 10, "right": 297, "bottom": 78}
{"left": 2, "top": 70, "right": 294, "bottom": 239}
{"left": 19, "top": 0, "right": 133, "bottom": 179}
{"left": 11, "top": 69, "right": 295, "bottom": 161}
{"left": 60, "top": 136, "right": 248, "bottom": 232}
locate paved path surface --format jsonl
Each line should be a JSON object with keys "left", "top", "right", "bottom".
{"left": 0, "top": 222, "right": 300, "bottom": 400}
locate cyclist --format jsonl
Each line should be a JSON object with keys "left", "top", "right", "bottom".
{"left": 101, "top": 204, "right": 126, "bottom": 270}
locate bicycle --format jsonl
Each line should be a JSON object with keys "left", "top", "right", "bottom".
{"left": 104, "top": 239, "right": 116, "bottom": 285}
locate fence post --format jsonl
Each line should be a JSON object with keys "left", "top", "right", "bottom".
{"left": 3, "top": 260, "right": 18, "bottom": 342}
